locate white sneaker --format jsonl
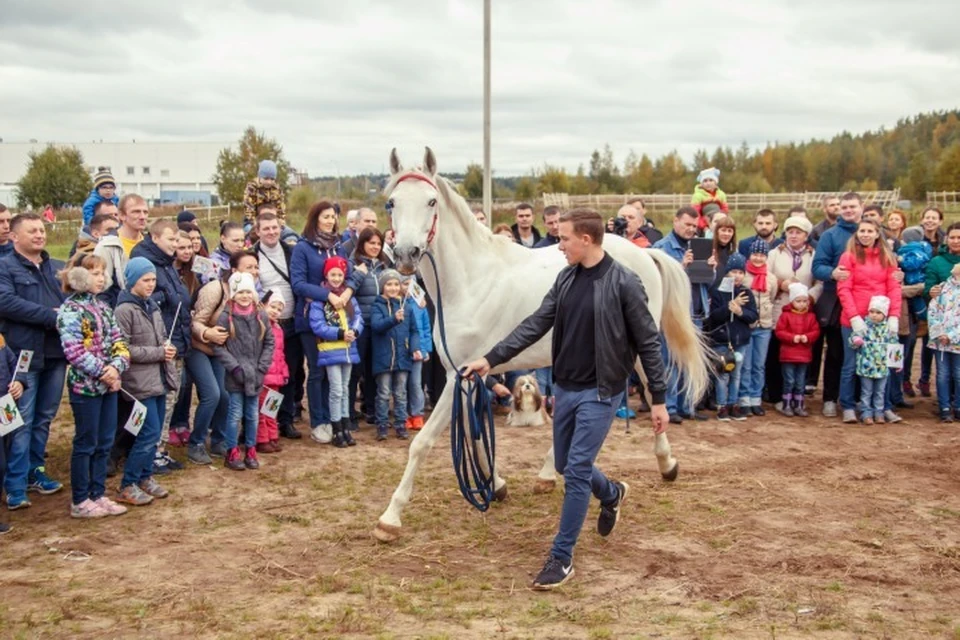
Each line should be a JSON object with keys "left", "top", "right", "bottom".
{"left": 71, "top": 499, "right": 108, "bottom": 519}
{"left": 822, "top": 401, "right": 838, "bottom": 418}
{"left": 883, "top": 410, "right": 903, "bottom": 423}
{"left": 93, "top": 496, "right": 128, "bottom": 516}
{"left": 310, "top": 424, "right": 333, "bottom": 444}
{"left": 842, "top": 409, "right": 858, "bottom": 423}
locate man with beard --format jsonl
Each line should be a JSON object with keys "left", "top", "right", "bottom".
{"left": 810, "top": 196, "right": 840, "bottom": 244}
{"left": 738, "top": 209, "right": 782, "bottom": 258}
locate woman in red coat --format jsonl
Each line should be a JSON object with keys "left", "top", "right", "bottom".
{"left": 836, "top": 219, "right": 902, "bottom": 423}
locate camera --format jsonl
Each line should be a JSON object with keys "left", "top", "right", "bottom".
{"left": 612, "top": 216, "right": 629, "bottom": 237}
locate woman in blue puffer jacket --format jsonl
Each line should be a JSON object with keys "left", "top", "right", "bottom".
{"left": 348, "top": 227, "right": 393, "bottom": 428}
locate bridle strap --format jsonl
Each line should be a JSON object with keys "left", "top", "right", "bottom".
{"left": 391, "top": 172, "right": 440, "bottom": 246}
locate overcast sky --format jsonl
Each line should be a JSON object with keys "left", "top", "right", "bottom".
{"left": 1, "top": 0, "right": 957, "bottom": 177}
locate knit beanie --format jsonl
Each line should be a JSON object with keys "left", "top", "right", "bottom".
{"left": 702, "top": 202, "right": 722, "bottom": 218}
{"left": 725, "top": 253, "right": 746, "bottom": 274}
{"left": 177, "top": 210, "right": 197, "bottom": 225}
{"left": 93, "top": 167, "right": 116, "bottom": 191}
{"left": 229, "top": 272, "right": 257, "bottom": 299}
{"left": 869, "top": 295, "right": 891, "bottom": 317}
{"left": 258, "top": 160, "right": 278, "bottom": 180}
{"left": 783, "top": 215, "right": 812, "bottom": 235}
{"left": 379, "top": 269, "right": 402, "bottom": 289}
{"left": 323, "top": 256, "right": 348, "bottom": 279}
{"left": 123, "top": 257, "right": 156, "bottom": 291}
{"left": 697, "top": 167, "right": 720, "bottom": 185}
{"left": 788, "top": 282, "right": 809, "bottom": 302}
{"left": 749, "top": 237, "right": 769, "bottom": 256}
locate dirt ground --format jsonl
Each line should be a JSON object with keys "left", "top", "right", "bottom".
{"left": 1, "top": 389, "right": 959, "bottom": 640}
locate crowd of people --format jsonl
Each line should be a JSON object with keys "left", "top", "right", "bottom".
{"left": 0, "top": 162, "right": 951, "bottom": 534}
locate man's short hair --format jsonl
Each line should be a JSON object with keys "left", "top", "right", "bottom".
{"left": 256, "top": 203, "right": 278, "bottom": 216}
{"left": 863, "top": 204, "right": 884, "bottom": 216}
{"left": 90, "top": 213, "right": 116, "bottom": 232}
{"left": 560, "top": 208, "right": 604, "bottom": 244}
{"left": 755, "top": 208, "right": 776, "bottom": 221}
{"left": 149, "top": 219, "right": 178, "bottom": 237}
{"left": 543, "top": 205, "right": 561, "bottom": 219}
{"left": 93, "top": 200, "right": 117, "bottom": 216}
{"left": 626, "top": 197, "right": 646, "bottom": 208}
{"left": 841, "top": 192, "right": 862, "bottom": 203}
{"left": 787, "top": 205, "right": 807, "bottom": 216}
{"left": 675, "top": 205, "right": 698, "bottom": 220}
{"left": 516, "top": 203, "right": 533, "bottom": 213}
{"left": 257, "top": 211, "right": 280, "bottom": 227}
{"left": 119, "top": 193, "right": 146, "bottom": 213}
{"left": 11, "top": 212, "right": 43, "bottom": 232}
{"left": 0, "top": 204, "right": 7, "bottom": 214}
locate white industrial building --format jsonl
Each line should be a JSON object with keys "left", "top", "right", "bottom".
{"left": 0, "top": 140, "right": 232, "bottom": 207}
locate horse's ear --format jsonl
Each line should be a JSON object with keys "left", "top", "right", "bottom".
{"left": 423, "top": 147, "right": 437, "bottom": 177}
{"left": 389, "top": 148, "right": 402, "bottom": 175}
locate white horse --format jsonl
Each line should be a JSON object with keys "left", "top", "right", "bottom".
{"left": 373, "top": 147, "right": 709, "bottom": 543}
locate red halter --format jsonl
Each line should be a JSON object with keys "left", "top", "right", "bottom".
{"left": 393, "top": 173, "right": 440, "bottom": 246}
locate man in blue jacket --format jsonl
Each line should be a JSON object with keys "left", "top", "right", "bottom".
{"left": 811, "top": 192, "right": 862, "bottom": 420}
{"left": 653, "top": 206, "right": 712, "bottom": 423}
{"left": 0, "top": 213, "right": 67, "bottom": 509}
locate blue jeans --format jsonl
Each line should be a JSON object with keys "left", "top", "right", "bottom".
{"left": 782, "top": 363, "right": 808, "bottom": 398}
{"left": 185, "top": 350, "right": 228, "bottom": 448}
{"left": 376, "top": 371, "right": 408, "bottom": 428}
{"left": 121, "top": 395, "right": 164, "bottom": 488}
{"left": 226, "top": 392, "right": 259, "bottom": 449}
{"left": 550, "top": 384, "right": 621, "bottom": 564}
{"left": 5, "top": 359, "right": 66, "bottom": 496}
{"left": 859, "top": 375, "right": 887, "bottom": 419}
{"left": 662, "top": 336, "right": 689, "bottom": 415}
{"left": 300, "top": 333, "right": 330, "bottom": 427}
{"left": 535, "top": 366, "right": 553, "bottom": 398}
{"left": 920, "top": 335, "right": 933, "bottom": 385}
{"left": 68, "top": 391, "right": 117, "bottom": 505}
{"left": 326, "top": 363, "right": 352, "bottom": 422}
{"left": 715, "top": 344, "right": 748, "bottom": 407}
{"left": 171, "top": 365, "right": 192, "bottom": 429}
{"left": 840, "top": 327, "right": 858, "bottom": 410}
{"left": 407, "top": 360, "right": 424, "bottom": 417}
{"left": 935, "top": 350, "right": 960, "bottom": 413}
{"left": 739, "top": 328, "right": 771, "bottom": 406}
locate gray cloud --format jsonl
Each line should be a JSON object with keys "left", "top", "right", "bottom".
{"left": 0, "top": 0, "right": 957, "bottom": 177}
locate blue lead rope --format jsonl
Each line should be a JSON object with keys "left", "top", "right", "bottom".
{"left": 421, "top": 251, "right": 497, "bottom": 512}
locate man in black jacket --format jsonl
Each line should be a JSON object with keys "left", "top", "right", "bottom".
{"left": 462, "top": 208, "right": 669, "bottom": 590}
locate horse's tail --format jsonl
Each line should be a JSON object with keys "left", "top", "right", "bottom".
{"left": 647, "top": 249, "right": 711, "bottom": 406}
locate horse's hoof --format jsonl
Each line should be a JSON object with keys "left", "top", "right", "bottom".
{"left": 533, "top": 479, "right": 556, "bottom": 494}
{"left": 494, "top": 485, "right": 509, "bottom": 502}
{"left": 373, "top": 521, "right": 401, "bottom": 543}
{"left": 661, "top": 461, "right": 679, "bottom": 482}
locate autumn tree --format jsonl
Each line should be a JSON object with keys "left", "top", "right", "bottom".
{"left": 16, "top": 146, "right": 92, "bottom": 209}
{"left": 214, "top": 126, "right": 291, "bottom": 205}
{"left": 461, "top": 163, "right": 484, "bottom": 198}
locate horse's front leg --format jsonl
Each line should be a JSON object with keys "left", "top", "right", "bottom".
{"left": 373, "top": 377, "right": 455, "bottom": 542}
{"left": 474, "top": 436, "right": 509, "bottom": 501}
{"left": 533, "top": 444, "right": 557, "bottom": 494}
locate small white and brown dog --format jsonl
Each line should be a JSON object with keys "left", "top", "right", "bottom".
{"left": 506, "top": 375, "right": 552, "bottom": 427}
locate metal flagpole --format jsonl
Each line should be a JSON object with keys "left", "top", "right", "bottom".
{"left": 482, "top": 0, "right": 492, "bottom": 226}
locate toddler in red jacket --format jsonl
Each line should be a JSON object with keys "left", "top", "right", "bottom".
{"left": 774, "top": 283, "right": 820, "bottom": 417}
{"left": 256, "top": 292, "right": 289, "bottom": 453}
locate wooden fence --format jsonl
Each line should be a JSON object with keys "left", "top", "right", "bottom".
{"left": 542, "top": 190, "right": 902, "bottom": 213}
{"left": 927, "top": 192, "right": 960, "bottom": 212}
{"left": 45, "top": 204, "right": 234, "bottom": 232}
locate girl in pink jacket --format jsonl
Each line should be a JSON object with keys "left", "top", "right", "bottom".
{"left": 836, "top": 219, "right": 902, "bottom": 423}
{"left": 256, "top": 293, "right": 290, "bottom": 453}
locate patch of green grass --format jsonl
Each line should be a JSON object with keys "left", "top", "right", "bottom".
{"left": 824, "top": 581, "right": 844, "bottom": 592}
{"left": 931, "top": 507, "right": 960, "bottom": 519}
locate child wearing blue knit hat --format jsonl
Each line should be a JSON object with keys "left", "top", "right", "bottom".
{"left": 739, "top": 237, "right": 779, "bottom": 416}
{"left": 242, "top": 159, "right": 286, "bottom": 230}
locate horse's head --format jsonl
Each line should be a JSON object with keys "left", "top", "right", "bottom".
{"left": 385, "top": 147, "right": 440, "bottom": 275}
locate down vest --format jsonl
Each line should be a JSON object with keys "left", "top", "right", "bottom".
{"left": 114, "top": 291, "right": 180, "bottom": 399}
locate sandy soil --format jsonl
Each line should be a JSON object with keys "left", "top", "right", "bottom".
{"left": 1, "top": 391, "right": 959, "bottom": 639}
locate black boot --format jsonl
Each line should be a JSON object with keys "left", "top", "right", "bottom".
{"left": 343, "top": 421, "right": 357, "bottom": 447}
{"left": 279, "top": 422, "right": 302, "bottom": 440}
{"left": 332, "top": 420, "right": 348, "bottom": 449}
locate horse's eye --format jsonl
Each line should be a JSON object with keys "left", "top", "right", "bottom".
{"left": 386, "top": 199, "right": 394, "bottom": 210}
{"left": 428, "top": 198, "right": 437, "bottom": 207}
